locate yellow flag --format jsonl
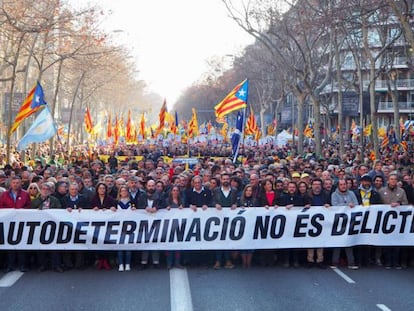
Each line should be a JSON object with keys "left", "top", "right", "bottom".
{"left": 363, "top": 124, "right": 372, "bottom": 137}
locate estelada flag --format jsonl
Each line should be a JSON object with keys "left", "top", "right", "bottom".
{"left": 84, "top": 107, "right": 93, "bottom": 134}
{"left": 10, "top": 81, "right": 46, "bottom": 135}
{"left": 214, "top": 79, "right": 248, "bottom": 118}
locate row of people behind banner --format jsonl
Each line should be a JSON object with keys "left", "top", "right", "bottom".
{"left": 0, "top": 156, "right": 412, "bottom": 273}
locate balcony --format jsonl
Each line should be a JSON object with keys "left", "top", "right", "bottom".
{"left": 323, "top": 78, "right": 414, "bottom": 94}
{"left": 378, "top": 101, "right": 414, "bottom": 113}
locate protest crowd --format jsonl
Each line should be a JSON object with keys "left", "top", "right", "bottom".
{"left": 0, "top": 139, "right": 413, "bottom": 273}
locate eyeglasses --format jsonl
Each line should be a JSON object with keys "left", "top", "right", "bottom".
{"left": 29, "top": 187, "right": 37, "bottom": 190}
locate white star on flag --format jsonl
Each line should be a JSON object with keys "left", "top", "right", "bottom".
{"left": 238, "top": 89, "right": 246, "bottom": 97}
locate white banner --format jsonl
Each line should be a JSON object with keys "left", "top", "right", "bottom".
{"left": 0, "top": 205, "right": 413, "bottom": 250}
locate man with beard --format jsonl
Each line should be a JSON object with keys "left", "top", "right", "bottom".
{"left": 307, "top": 178, "right": 330, "bottom": 269}
{"left": 212, "top": 173, "right": 238, "bottom": 269}
{"left": 353, "top": 174, "right": 382, "bottom": 267}
{"left": 137, "top": 179, "right": 166, "bottom": 269}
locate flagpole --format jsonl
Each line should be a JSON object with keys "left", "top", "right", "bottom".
{"left": 238, "top": 107, "right": 247, "bottom": 164}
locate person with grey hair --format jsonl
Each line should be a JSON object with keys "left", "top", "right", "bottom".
{"left": 378, "top": 172, "right": 409, "bottom": 269}
{"left": 330, "top": 179, "right": 359, "bottom": 269}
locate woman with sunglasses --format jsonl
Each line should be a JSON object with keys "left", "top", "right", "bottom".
{"left": 27, "top": 183, "right": 40, "bottom": 201}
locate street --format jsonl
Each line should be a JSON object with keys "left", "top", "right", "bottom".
{"left": 0, "top": 264, "right": 412, "bottom": 311}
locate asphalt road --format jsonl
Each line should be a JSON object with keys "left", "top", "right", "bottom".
{"left": 0, "top": 265, "right": 412, "bottom": 311}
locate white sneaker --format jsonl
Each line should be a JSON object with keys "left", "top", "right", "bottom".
{"left": 118, "top": 264, "right": 124, "bottom": 272}
{"left": 125, "top": 264, "right": 131, "bottom": 271}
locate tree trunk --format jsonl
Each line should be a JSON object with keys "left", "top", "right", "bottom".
{"left": 369, "top": 65, "right": 379, "bottom": 158}
{"left": 67, "top": 72, "right": 86, "bottom": 153}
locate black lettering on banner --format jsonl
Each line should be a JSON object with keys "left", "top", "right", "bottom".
{"left": 204, "top": 217, "right": 219, "bottom": 241}
{"left": 40, "top": 221, "right": 56, "bottom": 244}
{"left": 349, "top": 212, "right": 363, "bottom": 235}
{"left": 160, "top": 219, "right": 170, "bottom": 243}
{"left": 169, "top": 219, "right": 186, "bottom": 242}
{"left": 399, "top": 211, "right": 412, "bottom": 234}
{"left": 91, "top": 221, "right": 106, "bottom": 243}
{"left": 0, "top": 223, "right": 3, "bottom": 244}
{"left": 373, "top": 211, "right": 382, "bottom": 234}
{"left": 26, "top": 221, "right": 41, "bottom": 244}
{"left": 294, "top": 214, "right": 309, "bottom": 238}
{"left": 382, "top": 210, "right": 397, "bottom": 234}
{"left": 411, "top": 213, "right": 414, "bottom": 233}
{"left": 119, "top": 221, "right": 137, "bottom": 244}
{"left": 74, "top": 222, "right": 89, "bottom": 243}
{"left": 229, "top": 216, "right": 245, "bottom": 240}
{"left": 137, "top": 220, "right": 161, "bottom": 243}
{"left": 220, "top": 217, "right": 229, "bottom": 241}
{"left": 253, "top": 216, "right": 270, "bottom": 239}
{"left": 185, "top": 218, "right": 201, "bottom": 242}
{"left": 309, "top": 214, "right": 324, "bottom": 237}
{"left": 57, "top": 222, "right": 73, "bottom": 244}
{"left": 270, "top": 215, "right": 285, "bottom": 239}
{"left": 104, "top": 221, "right": 120, "bottom": 244}
{"left": 361, "top": 211, "right": 372, "bottom": 234}
{"left": 331, "top": 213, "right": 347, "bottom": 236}
{"left": 8, "top": 222, "right": 24, "bottom": 245}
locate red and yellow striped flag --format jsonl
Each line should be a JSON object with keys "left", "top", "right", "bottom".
{"left": 114, "top": 115, "right": 119, "bottom": 145}
{"left": 126, "top": 110, "right": 133, "bottom": 142}
{"left": 188, "top": 108, "right": 199, "bottom": 138}
{"left": 245, "top": 106, "right": 258, "bottom": 136}
{"left": 156, "top": 99, "right": 167, "bottom": 136}
{"left": 107, "top": 112, "right": 112, "bottom": 139}
{"left": 140, "top": 113, "right": 145, "bottom": 139}
{"left": 214, "top": 79, "right": 248, "bottom": 118}
{"left": 381, "top": 135, "right": 389, "bottom": 149}
{"left": 84, "top": 107, "right": 93, "bottom": 134}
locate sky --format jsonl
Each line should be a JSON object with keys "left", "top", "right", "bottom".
{"left": 70, "top": 0, "right": 254, "bottom": 109}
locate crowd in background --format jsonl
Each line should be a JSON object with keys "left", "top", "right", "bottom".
{"left": 0, "top": 141, "right": 413, "bottom": 273}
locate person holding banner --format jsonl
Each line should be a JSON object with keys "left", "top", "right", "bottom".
{"left": 212, "top": 173, "right": 238, "bottom": 269}
{"left": 378, "top": 173, "right": 409, "bottom": 269}
{"left": 330, "top": 179, "right": 359, "bottom": 269}
{"left": 184, "top": 175, "right": 213, "bottom": 267}
{"left": 165, "top": 185, "right": 185, "bottom": 269}
{"left": 307, "top": 178, "right": 330, "bottom": 269}
{"left": 63, "top": 182, "right": 90, "bottom": 270}
{"left": 91, "top": 182, "right": 117, "bottom": 270}
{"left": 239, "top": 184, "right": 258, "bottom": 269}
{"left": 138, "top": 179, "right": 166, "bottom": 269}
{"left": 115, "top": 185, "right": 135, "bottom": 272}
{"left": 278, "top": 181, "right": 308, "bottom": 268}
{"left": 353, "top": 174, "right": 383, "bottom": 267}
{"left": 0, "top": 176, "right": 31, "bottom": 272}
{"left": 31, "top": 182, "right": 64, "bottom": 273}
